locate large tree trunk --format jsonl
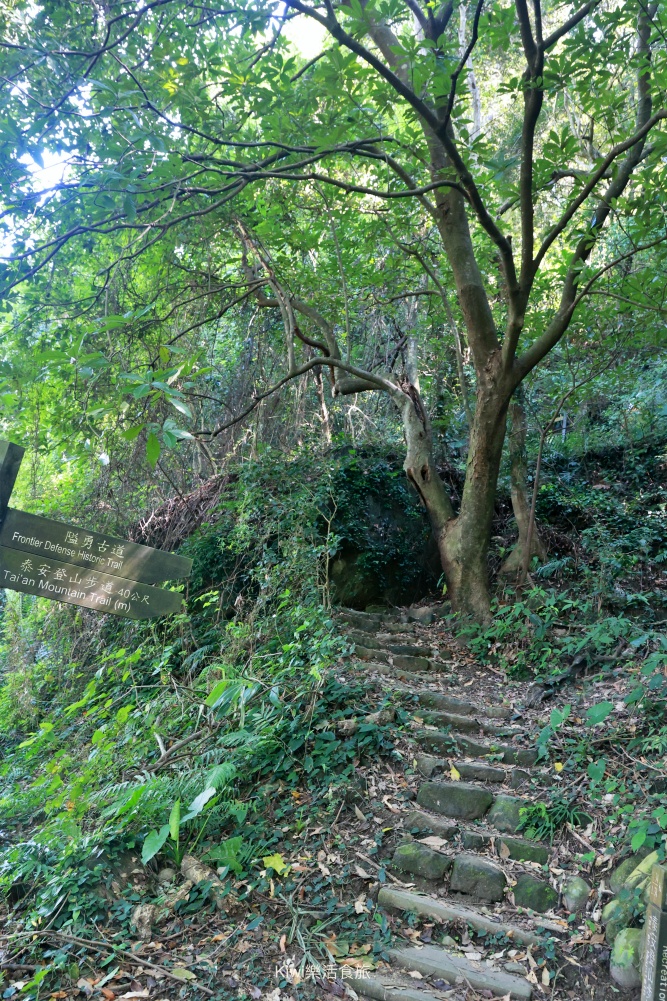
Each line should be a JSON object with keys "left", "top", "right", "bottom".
{"left": 439, "top": 369, "right": 509, "bottom": 621}
{"left": 500, "top": 395, "right": 547, "bottom": 576}
{"left": 396, "top": 359, "right": 511, "bottom": 622}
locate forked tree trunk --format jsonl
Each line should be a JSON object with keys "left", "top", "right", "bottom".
{"left": 500, "top": 395, "right": 547, "bottom": 576}
{"left": 396, "top": 361, "right": 511, "bottom": 622}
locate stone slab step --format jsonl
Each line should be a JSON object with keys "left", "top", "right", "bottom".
{"left": 417, "top": 709, "right": 518, "bottom": 738}
{"left": 388, "top": 944, "right": 533, "bottom": 1000}
{"left": 416, "top": 730, "right": 538, "bottom": 767}
{"left": 414, "top": 690, "right": 511, "bottom": 720}
{"left": 358, "top": 663, "right": 446, "bottom": 685}
{"left": 347, "top": 971, "right": 452, "bottom": 1001}
{"left": 404, "top": 809, "right": 458, "bottom": 839}
{"left": 417, "top": 781, "right": 494, "bottom": 820}
{"left": 461, "top": 830, "right": 550, "bottom": 865}
{"left": 416, "top": 753, "right": 508, "bottom": 783}
{"left": 377, "top": 886, "right": 545, "bottom": 947}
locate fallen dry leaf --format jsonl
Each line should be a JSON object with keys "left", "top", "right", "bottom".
{"left": 499, "top": 841, "right": 511, "bottom": 860}
{"left": 407, "top": 970, "right": 423, "bottom": 979}
{"left": 541, "top": 968, "right": 550, "bottom": 986}
{"left": 279, "top": 933, "right": 287, "bottom": 953}
{"left": 353, "top": 805, "right": 366, "bottom": 822}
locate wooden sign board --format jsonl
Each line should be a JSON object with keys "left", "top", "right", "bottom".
{"left": 0, "top": 508, "right": 192, "bottom": 585}
{"left": 642, "top": 864, "right": 667, "bottom": 1001}
{"left": 0, "top": 545, "right": 184, "bottom": 620}
{"left": 0, "top": 439, "right": 192, "bottom": 619}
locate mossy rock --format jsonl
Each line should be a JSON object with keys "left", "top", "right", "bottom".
{"left": 450, "top": 855, "right": 506, "bottom": 902}
{"left": 513, "top": 874, "right": 558, "bottom": 913}
{"left": 416, "top": 782, "right": 494, "bottom": 821}
{"left": 486, "top": 795, "right": 527, "bottom": 834}
{"left": 610, "top": 927, "right": 643, "bottom": 989}
{"left": 562, "top": 876, "right": 590, "bottom": 913}
{"left": 497, "top": 836, "right": 549, "bottom": 865}
{"left": 392, "top": 842, "right": 452, "bottom": 880}
{"left": 602, "top": 897, "right": 637, "bottom": 944}
{"left": 610, "top": 854, "right": 650, "bottom": 895}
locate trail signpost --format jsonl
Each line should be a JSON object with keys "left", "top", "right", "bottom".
{"left": 642, "top": 864, "right": 667, "bottom": 1001}
{"left": 0, "top": 441, "right": 191, "bottom": 619}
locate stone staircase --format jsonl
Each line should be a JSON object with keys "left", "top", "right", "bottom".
{"left": 337, "top": 606, "right": 572, "bottom": 1001}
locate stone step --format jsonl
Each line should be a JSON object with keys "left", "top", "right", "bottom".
{"left": 416, "top": 730, "right": 538, "bottom": 767}
{"left": 347, "top": 971, "right": 449, "bottom": 1001}
{"left": 416, "top": 752, "right": 508, "bottom": 783}
{"left": 388, "top": 944, "right": 533, "bottom": 1000}
{"left": 415, "top": 753, "right": 534, "bottom": 790}
{"left": 391, "top": 843, "right": 557, "bottom": 913}
{"left": 414, "top": 689, "right": 512, "bottom": 720}
{"left": 357, "top": 663, "right": 447, "bottom": 686}
{"left": 339, "top": 611, "right": 413, "bottom": 634}
{"left": 417, "top": 784, "right": 537, "bottom": 835}
{"left": 416, "top": 709, "right": 518, "bottom": 738}
{"left": 377, "top": 886, "right": 546, "bottom": 946}
{"left": 461, "top": 830, "right": 550, "bottom": 865}
{"left": 356, "top": 649, "right": 436, "bottom": 672}
{"left": 348, "top": 631, "right": 436, "bottom": 660}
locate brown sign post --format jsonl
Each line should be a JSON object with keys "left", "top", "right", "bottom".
{"left": 641, "top": 864, "right": 667, "bottom": 1001}
{"left": 0, "top": 441, "right": 191, "bottom": 619}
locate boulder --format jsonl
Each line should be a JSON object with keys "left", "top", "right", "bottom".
{"left": 497, "top": 836, "right": 549, "bottom": 865}
{"left": 610, "top": 927, "right": 643, "bottom": 989}
{"left": 403, "top": 810, "right": 458, "bottom": 840}
{"left": 562, "top": 875, "right": 590, "bottom": 913}
{"left": 450, "top": 855, "right": 506, "bottom": 902}
{"left": 486, "top": 795, "right": 527, "bottom": 834}
{"left": 610, "top": 854, "right": 650, "bottom": 895}
{"left": 392, "top": 842, "right": 452, "bottom": 880}
{"left": 602, "top": 897, "right": 636, "bottom": 944}
{"left": 514, "top": 874, "right": 558, "bottom": 913}
{"left": 417, "top": 782, "right": 494, "bottom": 821}
{"left": 462, "top": 831, "right": 488, "bottom": 850}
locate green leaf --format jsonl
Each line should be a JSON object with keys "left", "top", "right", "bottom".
{"left": 205, "top": 679, "right": 229, "bottom": 707}
{"left": 587, "top": 759, "right": 606, "bottom": 782}
{"left": 146, "top": 432, "right": 160, "bottom": 469}
{"left": 263, "top": 852, "right": 290, "bottom": 875}
{"left": 586, "top": 702, "right": 614, "bottom": 725}
{"left": 121, "top": 424, "right": 144, "bottom": 441}
{"left": 631, "top": 828, "right": 647, "bottom": 852}
{"left": 142, "top": 825, "right": 169, "bottom": 864}
{"left": 169, "top": 799, "right": 181, "bottom": 841}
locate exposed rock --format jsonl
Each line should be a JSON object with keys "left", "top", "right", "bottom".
{"left": 602, "top": 896, "right": 636, "bottom": 943}
{"left": 403, "top": 810, "right": 458, "bottom": 840}
{"left": 562, "top": 875, "right": 590, "bottom": 913}
{"left": 456, "top": 762, "right": 507, "bottom": 783}
{"left": 486, "top": 795, "right": 527, "bottom": 834}
{"left": 408, "top": 606, "right": 437, "bottom": 624}
{"left": 415, "top": 754, "right": 443, "bottom": 778}
{"left": 496, "top": 836, "right": 549, "bottom": 865}
{"left": 393, "top": 653, "right": 432, "bottom": 672}
{"left": 131, "top": 903, "right": 157, "bottom": 941}
{"left": 610, "top": 853, "right": 650, "bottom": 895}
{"left": 181, "top": 854, "right": 227, "bottom": 912}
{"left": 610, "top": 927, "right": 643, "bottom": 989}
{"left": 504, "top": 961, "right": 528, "bottom": 974}
{"left": 417, "top": 782, "right": 494, "bottom": 821}
{"left": 462, "top": 831, "right": 488, "bottom": 851}
{"left": 510, "top": 768, "right": 532, "bottom": 789}
{"left": 513, "top": 874, "right": 558, "bottom": 913}
{"left": 392, "top": 842, "right": 453, "bottom": 880}
{"left": 450, "top": 855, "right": 506, "bottom": 902}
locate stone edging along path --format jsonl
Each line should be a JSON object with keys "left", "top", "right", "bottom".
{"left": 333, "top": 605, "right": 647, "bottom": 1001}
